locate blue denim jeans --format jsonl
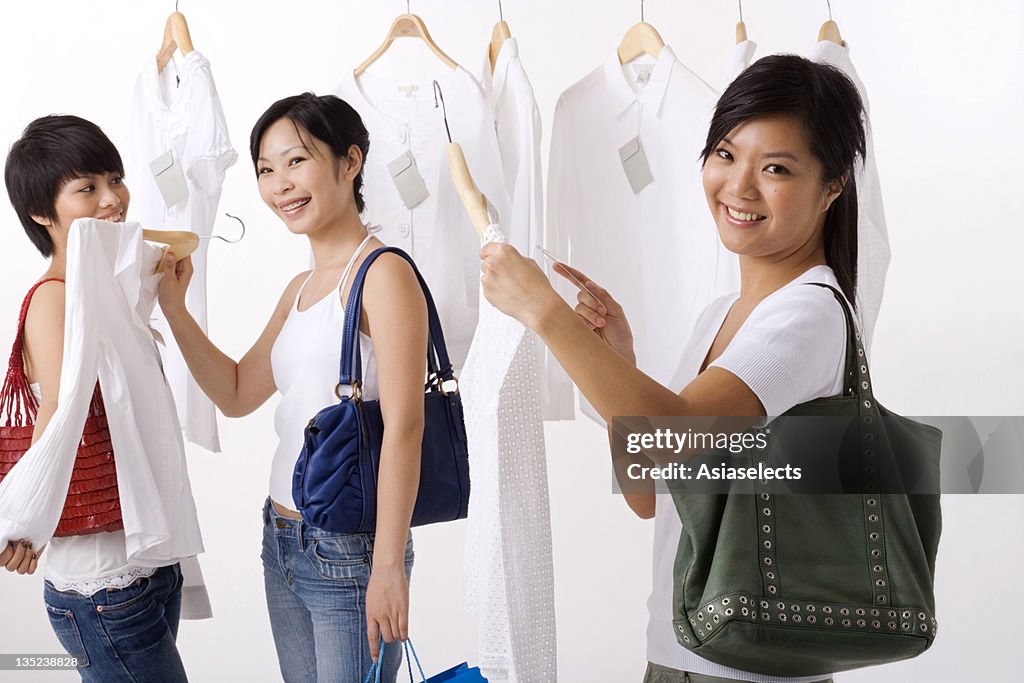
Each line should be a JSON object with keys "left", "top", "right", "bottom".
{"left": 262, "top": 498, "right": 415, "bottom": 683}
{"left": 43, "top": 563, "right": 187, "bottom": 682}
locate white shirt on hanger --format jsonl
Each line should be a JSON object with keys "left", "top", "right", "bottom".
{"left": 335, "top": 66, "right": 510, "bottom": 372}
{"left": 480, "top": 37, "right": 571, "bottom": 421}
{"left": 649, "top": 265, "right": 847, "bottom": 682}
{"left": 129, "top": 50, "right": 238, "bottom": 453}
{"left": 727, "top": 40, "right": 891, "bottom": 354}
{"left": 547, "top": 45, "right": 739, "bottom": 425}
{"left": 0, "top": 219, "right": 210, "bottom": 618}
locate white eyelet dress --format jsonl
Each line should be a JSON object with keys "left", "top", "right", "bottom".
{"left": 268, "top": 234, "right": 378, "bottom": 511}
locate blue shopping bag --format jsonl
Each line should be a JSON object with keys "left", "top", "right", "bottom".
{"left": 364, "top": 640, "right": 488, "bottom": 683}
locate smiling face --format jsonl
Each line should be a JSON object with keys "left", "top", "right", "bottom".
{"left": 702, "top": 114, "right": 843, "bottom": 262}
{"left": 256, "top": 117, "right": 362, "bottom": 236}
{"left": 31, "top": 171, "right": 130, "bottom": 240}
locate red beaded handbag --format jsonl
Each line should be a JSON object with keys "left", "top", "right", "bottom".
{"left": 0, "top": 278, "right": 123, "bottom": 536}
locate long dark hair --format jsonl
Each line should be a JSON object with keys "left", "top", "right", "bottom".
{"left": 700, "top": 54, "right": 866, "bottom": 305}
{"left": 250, "top": 92, "right": 370, "bottom": 213}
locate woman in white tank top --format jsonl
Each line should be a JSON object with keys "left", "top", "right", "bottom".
{"left": 158, "top": 93, "right": 429, "bottom": 683}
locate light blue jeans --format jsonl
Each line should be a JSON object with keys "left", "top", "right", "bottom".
{"left": 43, "top": 563, "right": 187, "bottom": 682}
{"left": 261, "top": 498, "right": 414, "bottom": 683}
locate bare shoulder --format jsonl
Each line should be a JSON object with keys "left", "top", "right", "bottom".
{"left": 23, "top": 280, "right": 66, "bottom": 333}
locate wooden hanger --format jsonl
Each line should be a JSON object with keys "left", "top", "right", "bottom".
{"left": 488, "top": 0, "right": 512, "bottom": 74}
{"left": 447, "top": 144, "right": 490, "bottom": 238}
{"left": 354, "top": 13, "right": 458, "bottom": 77}
{"left": 617, "top": 22, "right": 665, "bottom": 64}
{"left": 144, "top": 229, "right": 199, "bottom": 273}
{"left": 735, "top": 0, "right": 748, "bottom": 43}
{"left": 156, "top": 12, "right": 194, "bottom": 73}
{"left": 817, "top": 0, "right": 845, "bottom": 45}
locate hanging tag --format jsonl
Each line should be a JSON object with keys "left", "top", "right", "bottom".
{"left": 149, "top": 150, "right": 189, "bottom": 208}
{"left": 387, "top": 151, "right": 429, "bottom": 209}
{"left": 619, "top": 136, "right": 654, "bottom": 194}
{"left": 633, "top": 63, "right": 654, "bottom": 84}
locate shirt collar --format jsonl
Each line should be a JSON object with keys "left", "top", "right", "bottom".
{"left": 602, "top": 43, "right": 677, "bottom": 118}
{"left": 487, "top": 36, "right": 519, "bottom": 108}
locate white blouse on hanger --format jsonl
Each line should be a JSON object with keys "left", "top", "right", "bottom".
{"left": 727, "top": 40, "right": 891, "bottom": 354}
{"left": 335, "top": 67, "right": 510, "bottom": 372}
{"left": 129, "top": 50, "right": 238, "bottom": 453}
{"left": 547, "top": 45, "right": 739, "bottom": 425}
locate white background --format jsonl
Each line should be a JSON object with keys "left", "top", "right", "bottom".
{"left": 1, "top": 1, "right": 1022, "bottom": 681}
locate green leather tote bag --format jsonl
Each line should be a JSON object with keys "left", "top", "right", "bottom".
{"left": 667, "top": 284, "right": 942, "bottom": 677}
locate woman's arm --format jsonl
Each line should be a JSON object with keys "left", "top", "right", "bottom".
{"left": 158, "top": 253, "right": 304, "bottom": 417}
{"left": 481, "top": 244, "right": 765, "bottom": 457}
{"left": 359, "top": 253, "right": 428, "bottom": 659}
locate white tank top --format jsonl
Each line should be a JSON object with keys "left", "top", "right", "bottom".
{"left": 269, "top": 234, "right": 378, "bottom": 510}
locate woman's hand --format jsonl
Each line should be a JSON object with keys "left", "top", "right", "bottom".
{"left": 2, "top": 540, "right": 44, "bottom": 575}
{"left": 365, "top": 564, "right": 409, "bottom": 663}
{"left": 553, "top": 263, "right": 636, "bottom": 365}
{"left": 479, "top": 242, "right": 563, "bottom": 328}
{"left": 157, "top": 252, "right": 193, "bottom": 319}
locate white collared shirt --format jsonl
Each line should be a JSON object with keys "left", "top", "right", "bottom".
{"left": 0, "top": 219, "right": 210, "bottom": 618}
{"left": 729, "top": 40, "right": 891, "bottom": 355}
{"left": 129, "top": 50, "right": 238, "bottom": 453}
{"left": 480, "top": 37, "right": 570, "bottom": 421}
{"left": 335, "top": 66, "right": 510, "bottom": 372}
{"left": 547, "top": 45, "right": 739, "bottom": 423}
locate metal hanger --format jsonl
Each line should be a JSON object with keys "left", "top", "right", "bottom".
{"left": 199, "top": 213, "right": 247, "bottom": 244}
{"left": 433, "top": 81, "right": 453, "bottom": 144}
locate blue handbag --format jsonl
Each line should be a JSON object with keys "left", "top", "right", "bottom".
{"left": 364, "top": 640, "right": 489, "bottom": 683}
{"left": 293, "top": 246, "right": 471, "bottom": 533}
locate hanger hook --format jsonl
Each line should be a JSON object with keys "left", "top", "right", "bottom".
{"left": 738, "top": 0, "right": 743, "bottom": 23}
{"left": 641, "top": 0, "right": 645, "bottom": 23}
{"left": 826, "top": 0, "right": 833, "bottom": 21}
{"left": 175, "top": 0, "right": 179, "bottom": 13}
{"left": 406, "top": 0, "right": 410, "bottom": 14}
{"left": 498, "top": 0, "right": 504, "bottom": 22}
{"left": 201, "top": 213, "right": 247, "bottom": 244}
{"left": 432, "top": 80, "right": 453, "bottom": 144}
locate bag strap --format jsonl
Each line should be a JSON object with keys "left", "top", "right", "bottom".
{"left": 362, "top": 639, "right": 428, "bottom": 683}
{"left": 0, "top": 278, "right": 65, "bottom": 426}
{"left": 808, "top": 283, "right": 876, "bottom": 411}
{"left": 338, "top": 247, "right": 454, "bottom": 396}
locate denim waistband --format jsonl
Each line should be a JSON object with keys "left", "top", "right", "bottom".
{"left": 263, "top": 497, "right": 376, "bottom": 547}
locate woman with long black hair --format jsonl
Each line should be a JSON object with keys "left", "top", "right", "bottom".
{"left": 479, "top": 54, "right": 866, "bottom": 683}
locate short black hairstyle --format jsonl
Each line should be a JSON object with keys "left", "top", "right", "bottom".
{"left": 4, "top": 115, "right": 125, "bottom": 257}
{"left": 700, "top": 54, "right": 866, "bottom": 306}
{"left": 249, "top": 92, "right": 370, "bottom": 213}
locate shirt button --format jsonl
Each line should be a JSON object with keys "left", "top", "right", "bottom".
{"left": 399, "top": 223, "right": 410, "bottom": 237}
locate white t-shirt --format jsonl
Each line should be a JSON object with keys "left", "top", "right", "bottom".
{"left": 648, "top": 265, "right": 849, "bottom": 682}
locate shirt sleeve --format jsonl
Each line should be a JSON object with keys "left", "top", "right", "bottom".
{"left": 710, "top": 284, "right": 848, "bottom": 416}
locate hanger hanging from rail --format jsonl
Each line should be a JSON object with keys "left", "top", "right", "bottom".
{"left": 354, "top": 2, "right": 458, "bottom": 77}
{"left": 735, "top": 0, "right": 749, "bottom": 44}
{"left": 818, "top": 0, "right": 845, "bottom": 45}
{"left": 617, "top": 0, "right": 665, "bottom": 65}
{"left": 434, "top": 80, "right": 491, "bottom": 234}
{"left": 488, "top": 0, "right": 512, "bottom": 74}
{"left": 157, "top": 0, "right": 194, "bottom": 74}
{"left": 199, "top": 213, "right": 247, "bottom": 244}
